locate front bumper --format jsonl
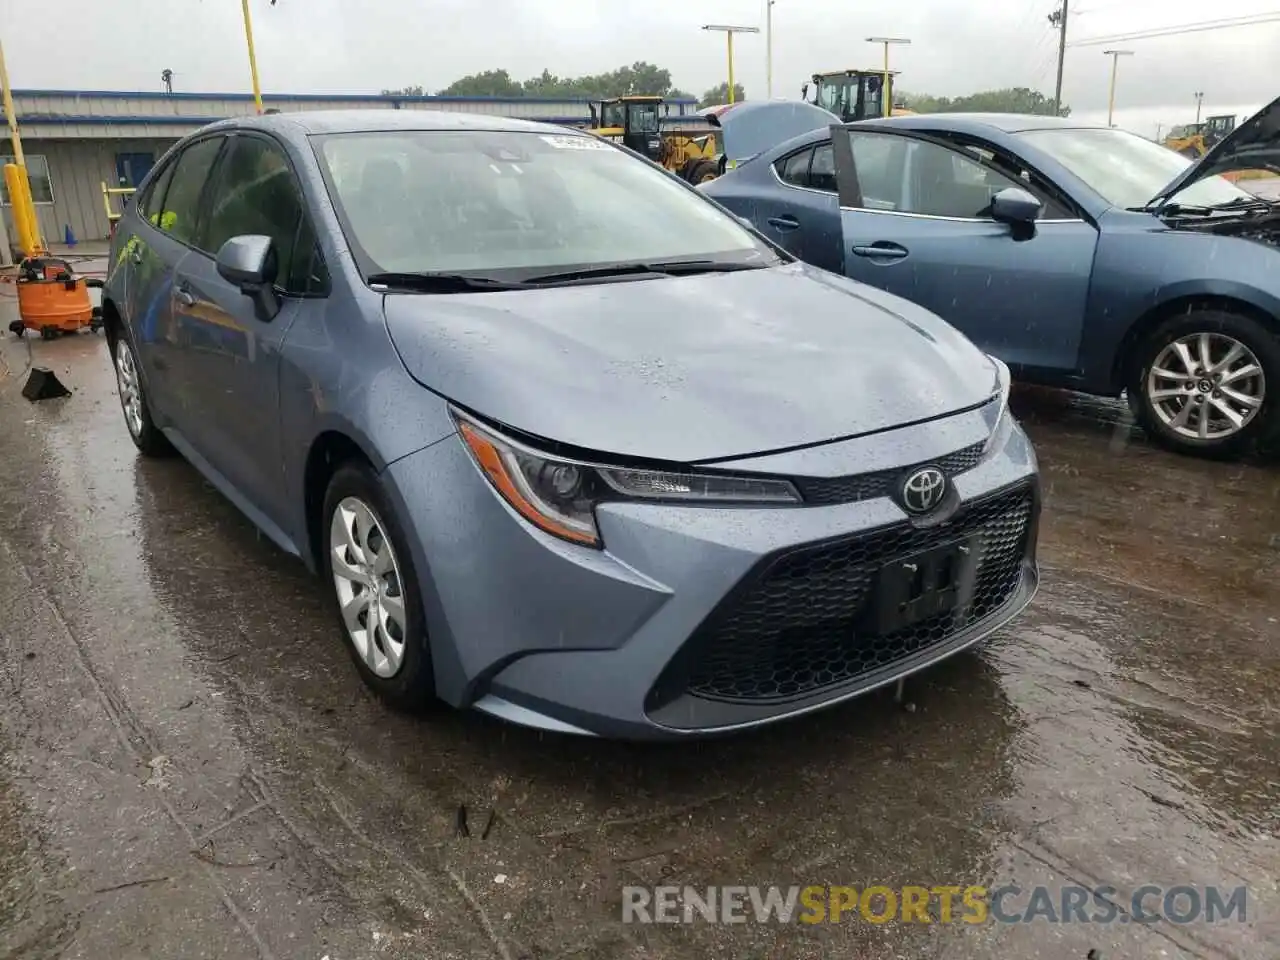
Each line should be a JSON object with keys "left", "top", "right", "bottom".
{"left": 383, "top": 407, "right": 1040, "bottom": 740}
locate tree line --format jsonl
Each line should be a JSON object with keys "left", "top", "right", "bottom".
{"left": 385, "top": 64, "right": 1068, "bottom": 116}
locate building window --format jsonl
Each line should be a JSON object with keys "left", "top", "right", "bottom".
{"left": 0, "top": 154, "right": 54, "bottom": 205}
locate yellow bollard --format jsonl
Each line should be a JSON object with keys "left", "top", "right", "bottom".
{"left": 4, "top": 161, "right": 36, "bottom": 257}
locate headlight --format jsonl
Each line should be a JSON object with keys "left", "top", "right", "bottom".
{"left": 453, "top": 410, "right": 801, "bottom": 548}
{"left": 982, "top": 356, "right": 1013, "bottom": 455}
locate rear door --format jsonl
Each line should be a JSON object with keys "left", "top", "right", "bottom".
{"left": 119, "top": 135, "right": 228, "bottom": 426}
{"left": 830, "top": 124, "right": 1099, "bottom": 374}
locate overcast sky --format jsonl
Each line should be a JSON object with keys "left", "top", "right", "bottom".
{"left": 6, "top": 0, "right": 1277, "bottom": 138}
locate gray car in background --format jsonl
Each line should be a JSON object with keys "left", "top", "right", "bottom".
{"left": 102, "top": 110, "right": 1040, "bottom": 739}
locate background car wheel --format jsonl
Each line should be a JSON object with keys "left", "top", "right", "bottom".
{"left": 110, "top": 329, "right": 173, "bottom": 456}
{"left": 322, "top": 462, "right": 436, "bottom": 711}
{"left": 1128, "top": 308, "right": 1279, "bottom": 459}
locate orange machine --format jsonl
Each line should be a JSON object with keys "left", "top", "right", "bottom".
{"left": 7, "top": 256, "right": 103, "bottom": 340}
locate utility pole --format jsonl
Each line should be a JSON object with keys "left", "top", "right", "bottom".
{"left": 703, "top": 24, "right": 759, "bottom": 105}
{"left": 241, "top": 0, "right": 265, "bottom": 113}
{"left": 1050, "top": 0, "right": 1069, "bottom": 116}
{"left": 766, "top": 1, "right": 775, "bottom": 99}
{"left": 867, "top": 37, "right": 910, "bottom": 117}
{"left": 1194, "top": 91, "right": 1204, "bottom": 123}
{"left": 1103, "top": 49, "right": 1133, "bottom": 127}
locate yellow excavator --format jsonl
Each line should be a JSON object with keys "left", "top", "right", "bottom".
{"left": 802, "top": 69, "right": 916, "bottom": 123}
{"left": 583, "top": 95, "right": 723, "bottom": 183}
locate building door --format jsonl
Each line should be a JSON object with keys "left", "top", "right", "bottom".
{"left": 115, "top": 151, "right": 156, "bottom": 187}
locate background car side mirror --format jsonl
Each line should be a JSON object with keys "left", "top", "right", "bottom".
{"left": 990, "top": 187, "right": 1042, "bottom": 238}
{"left": 216, "top": 234, "right": 281, "bottom": 321}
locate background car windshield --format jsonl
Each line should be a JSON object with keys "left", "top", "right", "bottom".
{"left": 1016, "top": 127, "right": 1254, "bottom": 209}
{"left": 317, "top": 130, "right": 768, "bottom": 274}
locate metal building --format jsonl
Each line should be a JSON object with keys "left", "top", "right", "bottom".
{"left": 4, "top": 88, "right": 699, "bottom": 244}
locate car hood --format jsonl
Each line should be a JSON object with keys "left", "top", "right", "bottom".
{"left": 383, "top": 264, "right": 999, "bottom": 464}
{"left": 708, "top": 100, "right": 841, "bottom": 166}
{"left": 1152, "top": 94, "right": 1280, "bottom": 205}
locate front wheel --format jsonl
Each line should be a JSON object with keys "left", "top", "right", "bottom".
{"left": 322, "top": 463, "right": 436, "bottom": 711}
{"left": 1127, "top": 309, "right": 1278, "bottom": 459}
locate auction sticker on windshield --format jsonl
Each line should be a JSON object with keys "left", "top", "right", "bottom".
{"left": 540, "top": 135, "right": 612, "bottom": 150}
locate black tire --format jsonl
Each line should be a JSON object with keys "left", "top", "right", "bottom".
{"left": 690, "top": 159, "right": 719, "bottom": 184}
{"left": 109, "top": 325, "right": 173, "bottom": 457}
{"left": 1127, "top": 308, "right": 1280, "bottom": 459}
{"left": 321, "top": 462, "right": 437, "bottom": 712}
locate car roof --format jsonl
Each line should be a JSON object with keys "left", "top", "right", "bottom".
{"left": 865, "top": 112, "right": 1107, "bottom": 135}
{"left": 203, "top": 108, "right": 571, "bottom": 137}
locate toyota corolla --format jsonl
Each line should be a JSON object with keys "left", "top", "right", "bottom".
{"left": 102, "top": 110, "right": 1040, "bottom": 739}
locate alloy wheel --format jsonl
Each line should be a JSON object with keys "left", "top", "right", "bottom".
{"left": 329, "top": 496, "right": 407, "bottom": 678}
{"left": 1146, "top": 332, "right": 1266, "bottom": 441}
{"left": 114, "top": 340, "right": 145, "bottom": 439}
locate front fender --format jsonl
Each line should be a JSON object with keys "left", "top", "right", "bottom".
{"left": 1076, "top": 213, "right": 1280, "bottom": 392}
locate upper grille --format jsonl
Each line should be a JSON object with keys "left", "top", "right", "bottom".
{"left": 794, "top": 442, "right": 986, "bottom": 506}
{"left": 676, "top": 483, "right": 1033, "bottom": 705}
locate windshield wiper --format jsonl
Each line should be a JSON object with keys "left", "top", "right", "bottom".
{"left": 522, "top": 258, "right": 774, "bottom": 286}
{"left": 1131, "top": 195, "right": 1274, "bottom": 217}
{"left": 367, "top": 271, "right": 530, "bottom": 292}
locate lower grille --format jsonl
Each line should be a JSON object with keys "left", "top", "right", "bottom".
{"left": 680, "top": 484, "right": 1034, "bottom": 704}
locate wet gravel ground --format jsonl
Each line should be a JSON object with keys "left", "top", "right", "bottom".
{"left": 0, "top": 301, "right": 1277, "bottom": 959}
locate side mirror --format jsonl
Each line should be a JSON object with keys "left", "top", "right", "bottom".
{"left": 216, "top": 234, "right": 280, "bottom": 321}
{"left": 990, "top": 187, "right": 1042, "bottom": 228}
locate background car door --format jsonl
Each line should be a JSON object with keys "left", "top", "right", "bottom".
{"left": 831, "top": 127, "right": 1099, "bottom": 373}
{"left": 748, "top": 142, "right": 844, "bottom": 273}
{"left": 169, "top": 132, "right": 324, "bottom": 532}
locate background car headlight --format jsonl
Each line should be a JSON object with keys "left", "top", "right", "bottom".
{"left": 982, "top": 356, "right": 1013, "bottom": 455}
{"left": 453, "top": 411, "right": 801, "bottom": 548}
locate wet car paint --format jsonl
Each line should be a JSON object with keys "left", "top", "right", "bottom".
{"left": 0, "top": 292, "right": 1277, "bottom": 958}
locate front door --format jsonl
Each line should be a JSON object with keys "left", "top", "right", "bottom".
{"left": 169, "top": 132, "right": 320, "bottom": 529}
{"left": 830, "top": 125, "right": 1099, "bottom": 373}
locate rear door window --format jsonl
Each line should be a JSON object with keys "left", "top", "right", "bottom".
{"left": 136, "top": 156, "right": 177, "bottom": 226}
{"left": 776, "top": 147, "right": 814, "bottom": 187}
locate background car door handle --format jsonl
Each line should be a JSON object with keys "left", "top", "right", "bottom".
{"left": 175, "top": 289, "right": 196, "bottom": 307}
{"left": 851, "top": 242, "right": 909, "bottom": 260}
{"left": 767, "top": 215, "right": 800, "bottom": 231}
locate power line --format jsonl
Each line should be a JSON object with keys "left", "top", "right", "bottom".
{"left": 1069, "top": 12, "right": 1280, "bottom": 46}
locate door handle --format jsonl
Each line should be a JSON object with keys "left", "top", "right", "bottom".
{"left": 850, "top": 242, "right": 909, "bottom": 261}
{"left": 174, "top": 288, "right": 196, "bottom": 307}
{"left": 767, "top": 215, "right": 800, "bottom": 231}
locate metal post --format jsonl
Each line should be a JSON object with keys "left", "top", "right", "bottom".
{"left": 241, "top": 0, "right": 264, "bottom": 114}
{"left": 1194, "top": 91, "right": 1204, "bottom": 124}
{"left": 0, "top": 39, "right": 24, "bottom": 167}
{"left": 1104, "top": 50, "right": 1132, "bottom": 127}
{"left": 1052, "top": 0, "right": 1069, "bottom": 116}
{"left": 703, "top": 25, "right": 759, "bottom": 106}
{"left": 867, "top": 37, "right": 910, "bottom": 117}
{"left": 728, "top": 32, "right": 736, "bottom": 104}
{"left": 766, "top": 1, "right": 774, "bottom": 99}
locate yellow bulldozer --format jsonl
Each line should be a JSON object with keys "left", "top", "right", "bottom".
{"left": 583, "top": 95, "right": 724, "bottom": 183}
{"left": 802, "top": 69, "right": 917, "bottom": 123}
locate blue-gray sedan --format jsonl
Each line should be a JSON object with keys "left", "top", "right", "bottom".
{"left": 102, "top": 110, "right": 1039, "bottom": 739}
{"left": 701, "top": 99, "right": 1280, "bottom": 460}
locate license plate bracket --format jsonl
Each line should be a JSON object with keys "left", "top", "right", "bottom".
{"left": 865, "top": 538, "right": 976, "bottom": 636}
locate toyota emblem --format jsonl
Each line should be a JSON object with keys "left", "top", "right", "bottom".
{"left": 901, "top": 466, "right": 947, "bottom": 514}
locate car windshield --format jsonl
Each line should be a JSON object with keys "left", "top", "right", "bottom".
{"left": 1016, "top": 127, "right": 1255, "bottom": 210}
{"left": 315, "top": 129, "right": 772, "bottom": 276}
